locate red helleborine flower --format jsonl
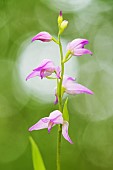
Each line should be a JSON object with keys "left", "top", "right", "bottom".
{"left": 29, "top": 110, "right": 73, "bottom": 144}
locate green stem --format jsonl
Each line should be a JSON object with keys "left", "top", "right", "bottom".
{"left": 63, "top": 55, "right": 72, "bottom": 63}
{"left": 58, "top": 34, "right": 64, "bottom": 112}
{"left": 46, "top": 76, "right": 57, "bottom": 80}
{"left": 57, "top": 124, "right": 62, "bottom": 170}
{"left": 57, "top": 34, "right": 64, "bottom": 170}
{"left": 52, "top": 37, "right": 59, "bottom": 44}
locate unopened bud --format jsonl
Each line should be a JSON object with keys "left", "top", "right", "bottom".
{"left": 58, "top": 11, "right": 63, "bottom": 26}
{"left": 59, "top": 20, "right": 68, "bottom": 34}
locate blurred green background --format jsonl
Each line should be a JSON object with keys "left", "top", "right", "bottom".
{"left": 1, "top": 0, "right": 113, "bottom": 169}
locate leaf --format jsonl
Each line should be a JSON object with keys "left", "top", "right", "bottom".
{"left": 63, "top": 97, "right": 69, "bottom": 121}
{"left": 29, "top": 136, "right": 46, "bottom": 170}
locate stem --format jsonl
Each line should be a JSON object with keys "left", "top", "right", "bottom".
{"left": 58, "top": 34, "right": 64, "bottom": 112}
{"left": 63, "top": 55, "right": 72, "bottom": 63}
{"left": 57, "top": 34, "right": 64, "bottom": 170}
{"left": 57, "top": 124, "right": 62, "bottom": 170}
{"left": 52, "top": 37, "right": 59, "bottom": 44}
{"left": 46, "top": 76, "right": 57, "bottom": 80}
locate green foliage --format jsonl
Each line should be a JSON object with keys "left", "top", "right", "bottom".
{"left": 63, "top": 97, "right": 69, "bottom": 121}
{"left": 29, "top": 136, "right": 46, "bottom": 170}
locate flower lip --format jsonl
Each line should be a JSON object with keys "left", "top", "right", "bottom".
{"left": 73, "top": 49, "right": 93, "bottom": 56}
{"left": 48, "top": 121, "right": 54, "bottom": 133}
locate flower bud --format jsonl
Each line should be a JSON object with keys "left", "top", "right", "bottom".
{"left": 32, "top": 31, "right": 52, "bottom": 42}
{"left": 58, "top": 11, "right": 63, "bottom": 26}
{"left": 59, "top": 20, "right": 68, "bottom": 35}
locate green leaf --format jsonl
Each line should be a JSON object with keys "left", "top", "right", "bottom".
{"left": 63, "top": 97, "right": 69, "bottom": 121}
{"left": 29, "top": 136, "right": 46, "bottom": 170}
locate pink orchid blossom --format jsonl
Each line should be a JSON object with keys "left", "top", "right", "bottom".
{"left": 63, "top": 76, "right": 94, "bottom": 95}
{"left": 67, "top": 38, "right": 92, "bottom": 56}
{"left": 26, "top": 59, "right": 60, "bottom": 80}
{"left": 29, "top": 110, "right": 73, "bottom": 144}
{"left": 54, "top": 76, "right": 93, "bottom": 104}
{"left": 32, "top": 31, "right": 52, "bottom": 42}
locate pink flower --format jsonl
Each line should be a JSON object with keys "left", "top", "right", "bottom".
{"left": 29, "top": 110, "right": 63, "bottom": 133}
{"left": 29, "top": 110, "right": 73, "bottom": 144}
{"left": 26, "top": 59, "right": 60, "bottom": 80}
{"left": 67, "top": 38, "right": 92, "bottom": 56}
{"left": 63, "top": 76, "right": 94, "bottom": 95}
{"left": 54, "top": 76, "right": 93, "bottom": 104}
{"left": 32, "top": 31, "right": 52, "bottom": 42}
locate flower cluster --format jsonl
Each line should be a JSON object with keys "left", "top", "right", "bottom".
{"left": 27, "top": 11, "right": 93, "bottom": 144}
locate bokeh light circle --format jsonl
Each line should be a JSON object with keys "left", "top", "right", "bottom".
{"left": 40, "top": 0, "right": 92, "bottom": 12}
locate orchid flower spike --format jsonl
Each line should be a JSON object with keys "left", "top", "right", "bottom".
{"left": 67, "top": 38, "right": 92, "bottom": 56}
{"left": 54, "top": 75, "right": 93, "bottom": 104}
{"left": 26, "top": 59, "right": 60, "bottom": 80}
{"left": 32, "top": 31, "right": 52, "bottom": 42}
{"left": 29, "top": 110, "right": 73, "bottom": 144}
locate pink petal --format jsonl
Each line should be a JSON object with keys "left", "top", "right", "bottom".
{"left": 63, "top": 75, "right": 94, "bottom": 95}
{"left": 67, "top": 39, "right": 89, "bottom": 51}
{"left": 54, "top": 93, "right": 58, "bottom": 105}
{"left": 73, "top": 48, "right": 92, "bottom": 56}
{"left": 54, "top": 88, "right": 58, "bottom": 105}
{"left": 33, "top": 59, "right": 53, "bottom": 71}
{"left": 26, "top": 71, "right": 40, "bottom": 81}
{"left": 55, "top": 66, "right": 61, "bottom": 79}
{"left": 49, "top": 110, "right": 63, "bottom": 124}
{"left": 34, "top": 59, "right": 55, "bottom": 78}
{"left": 66, "top": 82, "right": 94, "bottom": 95}
{"left": 63, "top": 75, "right": 75, "bottom": 87}
{"left": 29, "top": 119, "right": 48, "bottom": 131}
{"left": 32, "top": 32, "right": 52, "bottom": 42}
{"left": 62, "top": 121, "right": 73, "bottom": 144}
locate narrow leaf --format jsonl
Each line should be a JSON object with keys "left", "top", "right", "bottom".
{"left": 29, "top": 136, "right": 46, "bottom": 170}
{"left": 63, "top": 97, "right": 69, "bottom": 121}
